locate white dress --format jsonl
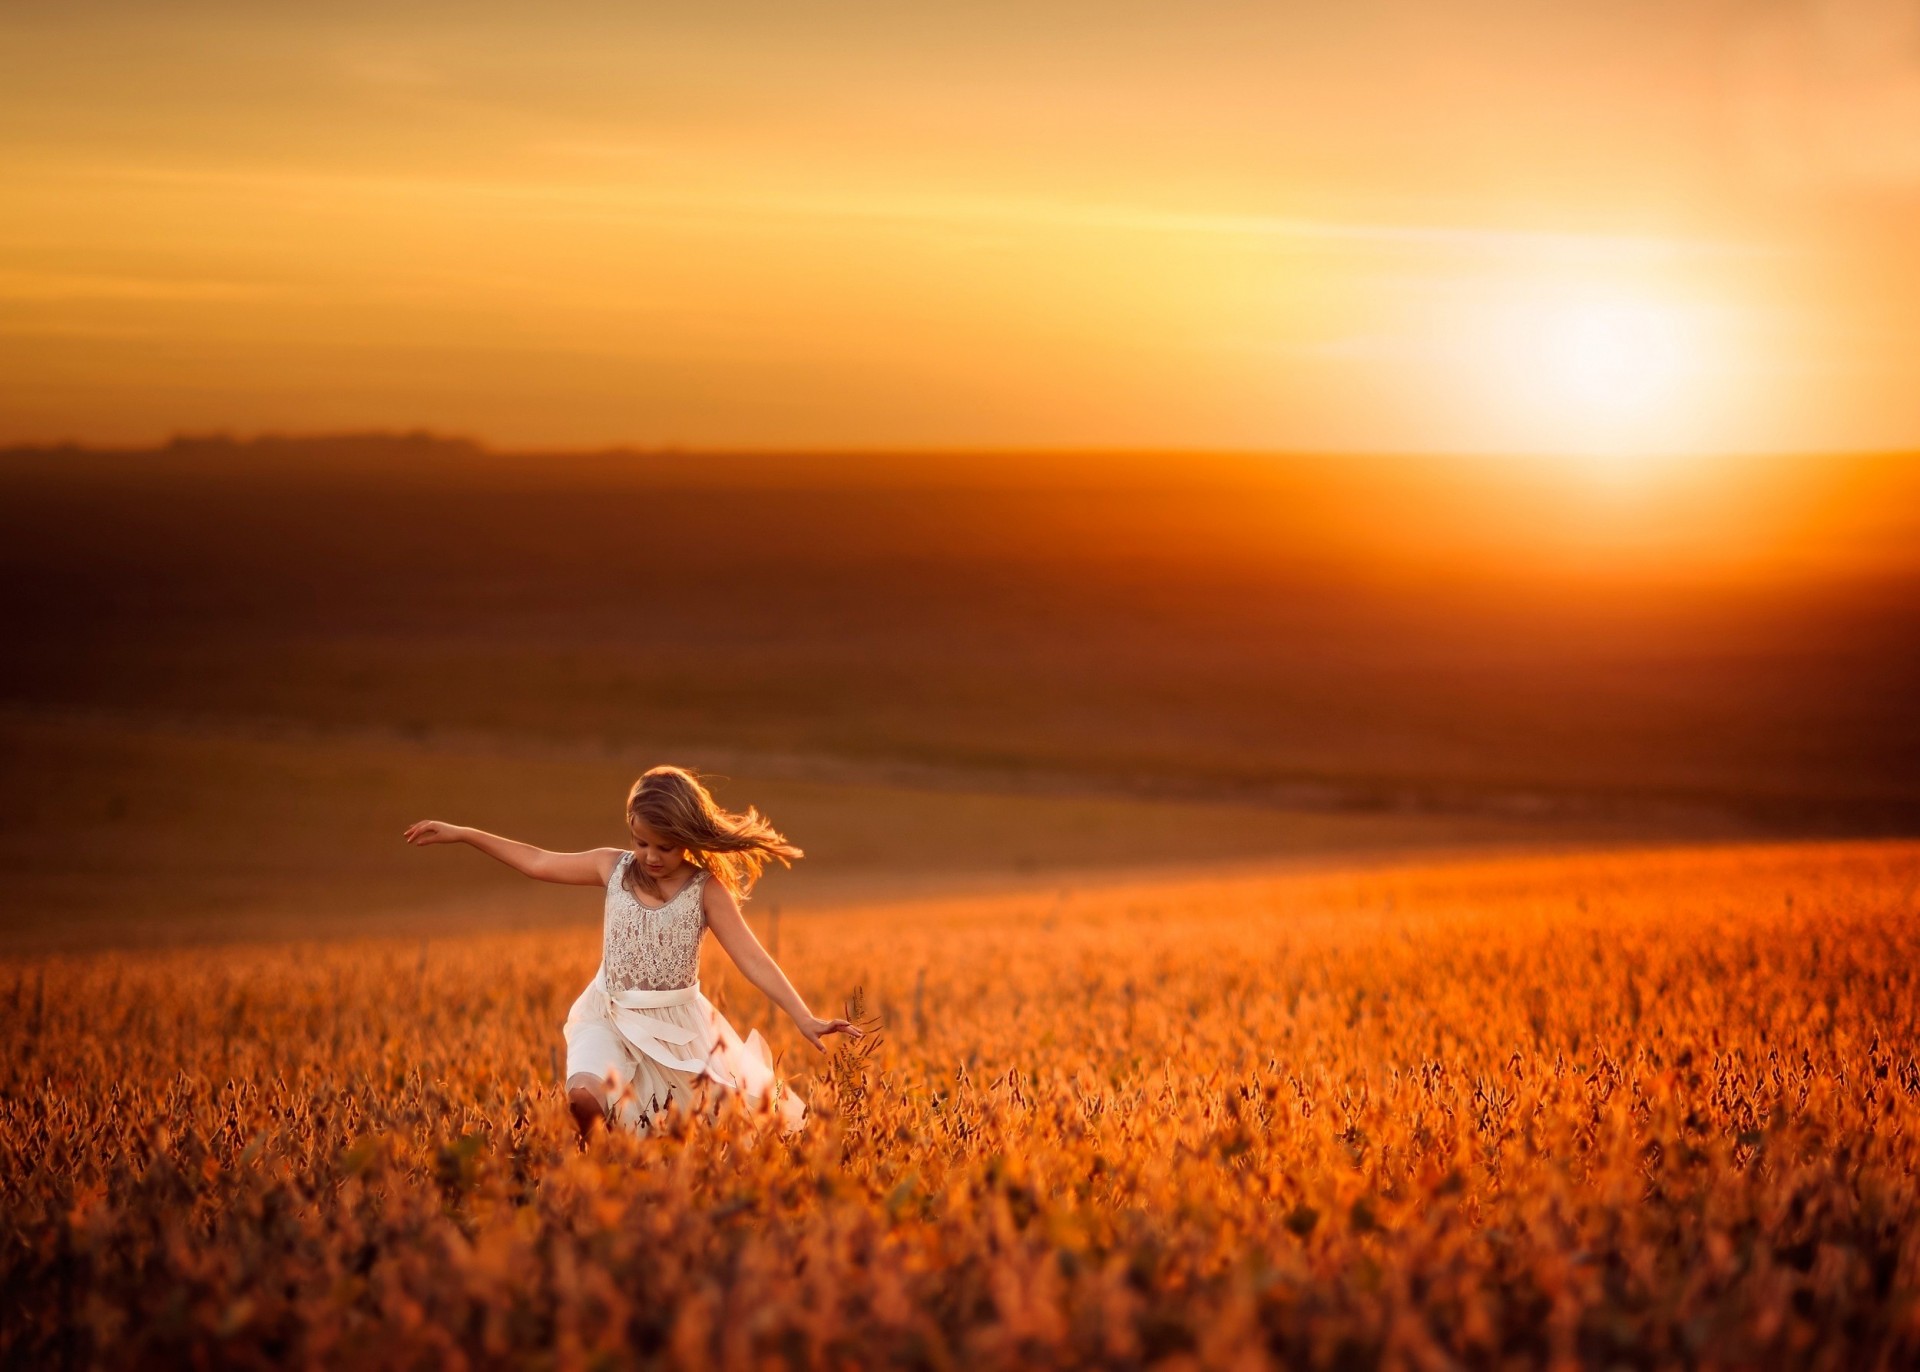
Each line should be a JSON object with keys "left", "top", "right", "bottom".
{"left": 563, "top": 853, "right": 804, "bottom": 1134}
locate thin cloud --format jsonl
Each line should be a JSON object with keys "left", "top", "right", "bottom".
{"left": 55, "top": 160, "right": 1773, "bottom": 265}
{"left": 0, "top": 269, "right": 289, "bottom": 303}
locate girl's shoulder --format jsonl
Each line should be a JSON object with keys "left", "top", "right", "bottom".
{"left": 696, "top": 866, "right": 747, "bottom": 919}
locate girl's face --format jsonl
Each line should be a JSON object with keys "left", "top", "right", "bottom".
{"left": 627, "top": 817, "right": 688, "bottom": 881}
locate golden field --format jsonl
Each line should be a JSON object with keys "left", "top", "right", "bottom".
{"left": 6, "top": 838, "right": 1918, "bottom": 1369}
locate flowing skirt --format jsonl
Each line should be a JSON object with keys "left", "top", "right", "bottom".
{"left": 563, "top": 966, "right": 805, "bottom": 1135}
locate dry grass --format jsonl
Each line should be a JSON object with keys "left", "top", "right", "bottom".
{"left": 5, "top": 839, "right": 1919, "bottom": 1368}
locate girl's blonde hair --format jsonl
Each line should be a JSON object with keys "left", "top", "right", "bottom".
{"left": 623, "top": 765, "right": 802, "bottom": 901}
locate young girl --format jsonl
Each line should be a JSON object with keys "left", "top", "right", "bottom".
{"left": 402, "top": 765, "right": 861, "bottom": 1142}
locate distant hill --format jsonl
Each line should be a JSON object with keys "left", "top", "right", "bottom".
{"left": 4, "top": 433, "right": 1917, "bottom": 831}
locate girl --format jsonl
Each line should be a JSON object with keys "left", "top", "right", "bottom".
{"left": 402, "top": 765, "right": 861, "bottom": 1143}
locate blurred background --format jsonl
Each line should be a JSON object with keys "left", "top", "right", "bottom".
{"left": 3, "top": 2, "right": 1916, "bottom": 949}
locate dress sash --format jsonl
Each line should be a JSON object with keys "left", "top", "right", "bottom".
{"left": 609, "top": 980, "right": 701, "bottom": 1011}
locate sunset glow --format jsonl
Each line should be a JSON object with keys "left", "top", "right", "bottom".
{"left": 1, "top": 2, "right": 1916, "bottom": 459}
{"left": 1534, "top": 296, "right": 1693, "bottom": 424}
{"left": 1477, "top": 284, "right": 1718, "bottom": 471}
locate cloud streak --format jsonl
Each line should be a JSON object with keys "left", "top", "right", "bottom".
{"left": 0, "top": 268, "right": 289, "bottom": 303}
{"left": 49, "top": 159, "right": 1774, "bottom": 265}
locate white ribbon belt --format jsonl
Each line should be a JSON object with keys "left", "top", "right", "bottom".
{"left": 608, "top": 980, "right": 700, "bottom": 1011}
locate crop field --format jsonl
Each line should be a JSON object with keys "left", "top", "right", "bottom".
{"left": 5, "top": 839, "right": 1919, "bottom": 1369}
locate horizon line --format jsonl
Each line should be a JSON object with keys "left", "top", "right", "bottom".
{"left": 4, "top": 427, "right": 1918, "bottom": 467}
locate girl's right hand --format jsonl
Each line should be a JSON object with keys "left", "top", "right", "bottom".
{"left": 797, "top": 1015, "right": 864, "bottom": 1053}
{"left": 402, "top": 820, "right": 465, "bottom": 846}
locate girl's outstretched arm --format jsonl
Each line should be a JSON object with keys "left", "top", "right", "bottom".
{"left": 402, "top": 821, "right": 621, "bottom": 886}
{"left": 702, "top": 879, "right": 863, "bottom": 1053}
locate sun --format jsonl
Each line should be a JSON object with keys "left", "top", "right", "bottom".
{"left": 1472, "top": 282, "right": 1712, "bottom": 471}
{"left": 1536, "top": 296, "right": 1691, "bottom": 418}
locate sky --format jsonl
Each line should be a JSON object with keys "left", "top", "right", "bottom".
{"left": 3, "top": 0, "right": 1918, "bottom": 458}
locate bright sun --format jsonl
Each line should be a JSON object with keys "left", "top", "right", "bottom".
{"left": 1536, "top": 297, "right": 1691, "bottom": 417}
{"left": 1474, "top": 283, "right": 1710, "bottom": 471}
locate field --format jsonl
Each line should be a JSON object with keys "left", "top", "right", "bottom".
{"left": 4, "top": 439, "right": 1917, "bottom": 1366}
{"left": 7, "top": 838, "right": 1919, "bottom": 1369}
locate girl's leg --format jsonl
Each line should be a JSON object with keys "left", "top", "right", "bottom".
{"left": 566, "top": 1072, "right": 609, "bottom": 1142}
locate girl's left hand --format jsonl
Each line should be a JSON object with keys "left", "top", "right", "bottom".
{"left": 402, "top": 820, "right": 465, "bottom": 846}
{"left": 798, "top": 1015, "right": 863, "bottom": 1053}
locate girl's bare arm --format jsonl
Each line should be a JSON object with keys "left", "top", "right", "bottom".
{"left": 402, "top": 821, "right": 621, "bottom": 886}
{"left": 702, "top": 880, "right": 863, "bottom": 1052}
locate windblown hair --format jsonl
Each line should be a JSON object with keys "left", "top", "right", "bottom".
{"left": 622, "top": 765, "right": 802, "bottom": 902}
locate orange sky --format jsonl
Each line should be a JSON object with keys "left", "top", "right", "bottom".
{"left": 3, "top": 0, "right": 1918, "bottom": 456}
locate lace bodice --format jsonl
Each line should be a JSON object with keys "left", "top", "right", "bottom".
{"left": 602, "top": 854, "right": 709, "bottom": 992}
